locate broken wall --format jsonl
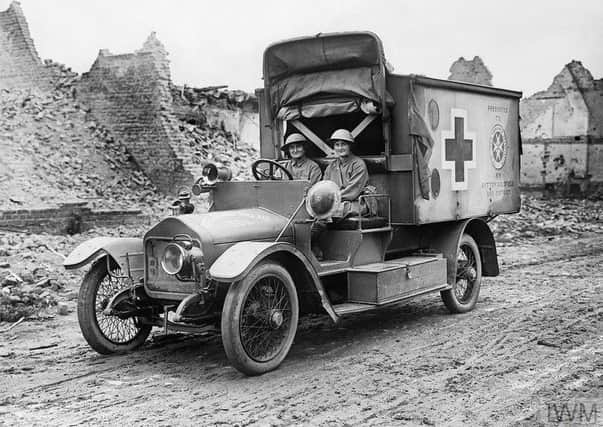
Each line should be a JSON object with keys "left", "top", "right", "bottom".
{"left": 520, "top": 61, "right": 603, "bottom": 187}
{"left": 448, "top": 56, "right": 493, "bottom": 86}
{"left": 0, "top": 1, "right": 51, "bottom": 90}
{"left": 77, "top": 34, "right": 204, "bottom": 193}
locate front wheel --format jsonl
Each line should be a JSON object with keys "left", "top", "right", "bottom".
{"left": 441, "top": 234, "right": 482, "bottom": 313}
{"left": 221, "top": 261, "right": 299, "bottom": 376}
{"left": 77, "top": 257, "right": 152, "bottom": 354}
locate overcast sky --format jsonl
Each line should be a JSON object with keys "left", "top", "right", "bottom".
{"left": 9, "top": 0, "right": 602, "bottom": 97}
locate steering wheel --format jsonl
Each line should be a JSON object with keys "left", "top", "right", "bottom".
{"left": 251, "top": 159, "right": 294, "bottom": 181}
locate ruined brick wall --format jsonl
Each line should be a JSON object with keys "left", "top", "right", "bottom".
{"left": 0, "top": 1, "right": 51, "bottom": 90}
{"left": 520, "top": 62, "right": 590, "bottom": 139}
{"left": 520, "top": 61, "right": 603, "bottom": 187}
{"left": 77, "top": 33, "right": 203, "bottom": 194}
{"left": 448, "top": 56, "right": 493, "bottom": 86}
{"left": 0, "top": 202, "right": 148, "bottom": 235}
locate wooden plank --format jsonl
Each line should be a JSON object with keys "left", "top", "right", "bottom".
{"left": 291, "top": 120, "right": 335, "bottom": 156}
{"left": 351, "top": 114, "right": 378, "bottom": 138}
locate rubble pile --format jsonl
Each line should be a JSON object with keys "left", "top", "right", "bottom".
{"left": 43, "top": 59, "right": 80, "bottom": 97}
{"left": 172, "top": 84, "right": 258, "bottom": 180}
{"left": 1, "top": 62, "right": 259, "bottom": 212}
{"left": 0, "top": 222, "right": 151, "bottom": 322}
{"left": 178, "top": 122, "right": 256, "bottom": 180}
{"left": 173, "top": 85, "right": 257, "bottom": 112}
{"left": 0, "top": 232, "right": 75, "bottom": 321}
{"left": 491, "top": 194, "right": 603, "bottom": 242}
{"left": 0, "top": 86, "right": 169, "bottom": 213}
{"left": 0, "top": 271, "right": 63, "bottom": 322}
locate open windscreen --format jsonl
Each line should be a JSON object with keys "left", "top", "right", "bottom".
{"left": 263, "top": 32, "right": 392, "bottom": 120}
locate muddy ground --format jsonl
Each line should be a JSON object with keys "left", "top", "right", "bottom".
{"left": 0, "top": 230, "right": 601, "bottom": 426}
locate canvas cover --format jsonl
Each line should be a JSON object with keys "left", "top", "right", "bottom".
{"left": 272, "top": 67, "right": 390, "bottom": 119}
{"left": 264, "top": 32, "right": 391, "bottom": 119}
{"left": 264, "top": 33, "right": 382, "bottom": 81}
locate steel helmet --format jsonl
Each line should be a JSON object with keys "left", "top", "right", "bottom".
{"left": 329, "top": 129, "right": 355, "bottom": 144}
{"left": 281, "top": 133, "right": 308, "bottom": 153}
{"left": 305, "top": 180, "right": 341, "bottom": 219}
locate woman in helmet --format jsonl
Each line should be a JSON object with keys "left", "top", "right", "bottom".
{"left": 322, "top": 129, "right": 369, "bottom": 217}
{"left": 280, "top": 133, "right": 322, "bottom": 185}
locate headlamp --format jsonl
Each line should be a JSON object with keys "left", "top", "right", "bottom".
{"left": 161, "top": 243, "right": 186, "bottom": 275}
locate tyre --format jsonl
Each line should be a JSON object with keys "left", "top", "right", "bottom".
{"left": 77, "top": 257, "right": 152, "bottom": 354}
{"left": 221, "top": 261, "right": 299, "bottom": 376}
{"left": 441, "top": 234, "right": 482, "bottom": 313}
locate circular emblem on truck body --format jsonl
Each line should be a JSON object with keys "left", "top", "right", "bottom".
{"left": 428, "top": 99, "right": 439, "bottom": 130}
{"left": 430, "top": 168, "right": 440, "bottom": 198}
{"left": 489, "top": 124, "right": 508, "bottom": 169}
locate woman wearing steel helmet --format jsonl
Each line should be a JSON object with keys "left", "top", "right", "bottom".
{"left": 322, "top": 128, "right": 369, "bottom": 217}
{"left": 279, "top": 133, "right": 322, "bottom": 185}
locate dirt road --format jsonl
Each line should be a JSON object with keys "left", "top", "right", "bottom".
{"left": 1, "top": 233, "right": 601, "bottom": 426}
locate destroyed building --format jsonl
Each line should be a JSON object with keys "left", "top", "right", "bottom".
{"left": 520, "top": 60, "right": 603, "bottom": 191}
{"left": 78, "top": 32, "right": 259, "bottom": 193}
{"left": 0, "top": 1, "right": 258, "bottom": 216}
{"left": 0, "top": 1, "right": 50, "bottom": 90}
{"left": 448, "top": 56, "right": 493, "bottom": 86}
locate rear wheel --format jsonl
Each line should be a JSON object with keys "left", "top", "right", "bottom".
{"left": 77, "top": 258, "right": 152, "bottom": 354}
{"left": 221, "top": 261, "right": 299, "bottom": 376}
{"left": 441, "top": 234, "right": 482, "bottom": 313}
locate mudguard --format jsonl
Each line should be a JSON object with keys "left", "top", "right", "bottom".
{"left": 209, "top": 241, "right": 338, "bottom": 321}
{"left": 426, "top": 218, "right": 499, "bottom": 286}
{"left": 63, "top": 237, "right": 144, "bottom": 274}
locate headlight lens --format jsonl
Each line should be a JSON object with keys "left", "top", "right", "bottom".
{"left": 161, "top": 243, "right": 186, "bottom": 275}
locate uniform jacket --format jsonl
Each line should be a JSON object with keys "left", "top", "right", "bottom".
{"left": 323, "top": 155, "right": 369, "bottom": 201}
{"left": 280, "top": 157, "right": 322, "bottom": 185}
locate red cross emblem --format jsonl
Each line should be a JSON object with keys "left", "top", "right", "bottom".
{"left": 441, "top": 109, "right": 476, "bottom": 191}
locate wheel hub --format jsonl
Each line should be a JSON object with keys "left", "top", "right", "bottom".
{"left": 269, "top": 309, "right": 284, "bottom": 329}
{"left": 467, "top": 267, "right": 477, "bottom": 281}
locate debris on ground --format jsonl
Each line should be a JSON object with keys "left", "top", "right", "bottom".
{"left": 0, "top": 270, "right": 61, "bottom": 322}
{"left": 0, "top": 223, "right": 151, "bottom": 322}
{"left": 491, "top": 193, "right": 602, "bottom": 243}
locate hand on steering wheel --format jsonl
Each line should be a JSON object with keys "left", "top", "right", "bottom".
{"left": 251, "top": 159, "right": 294, "bottom": 181}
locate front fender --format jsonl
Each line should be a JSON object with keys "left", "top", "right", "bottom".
{"left": 209, "top": 241, "right": 338, "bottom": 322}
{"left": 63, "top": 237, "right": 143, "bottom": 274}
{"left": 209, "top": 241, "right": 289, "bottom": 281}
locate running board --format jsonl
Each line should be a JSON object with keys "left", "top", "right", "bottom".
{"left": 333, "top": 283, "right": 450, "bottom": 317}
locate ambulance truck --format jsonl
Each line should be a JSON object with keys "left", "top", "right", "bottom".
{"left": 65, "top": 32, "right": 522, "bottom": 375}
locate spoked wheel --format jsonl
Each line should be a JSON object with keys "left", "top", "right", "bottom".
{"left": 441, "top": 234, "right": 482, "bottom": 313}
{"left": 221, "top": 261, "right": 299, "bottom": 375}
{"left": 77, "top": 257, "right": 152, "bottom": 354}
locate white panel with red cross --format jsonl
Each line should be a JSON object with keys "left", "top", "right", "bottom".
{"left": 412, "top": 85, "right": 521, "bottom": 224}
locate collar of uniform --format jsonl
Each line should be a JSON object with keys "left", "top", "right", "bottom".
{"left": 291, "top": 157, "right": 307, "bottom": 167}
{"left": 337, "top": 155, "right": 354, "bottom": 166}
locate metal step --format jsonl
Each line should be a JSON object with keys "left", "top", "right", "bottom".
{"left": 332, "top": 302, "right": 376, "bottom": 316}
{"left": 332, "top": 283, "right": 450, "bottom": 317}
